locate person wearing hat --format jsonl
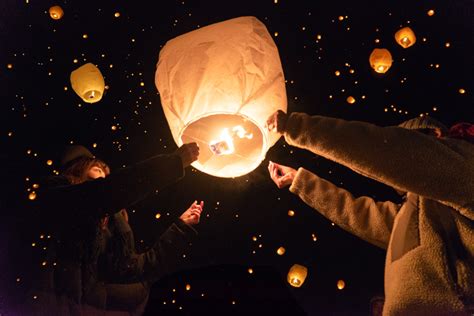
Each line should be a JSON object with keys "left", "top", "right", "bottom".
{"left": 266, "top": 110, "right": 474, "bottom": 315}
{"left": 25, "top": 142, "right": 204, "bottom": 315}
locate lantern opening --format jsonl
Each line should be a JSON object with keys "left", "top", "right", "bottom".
{"left": 84, "top": 90, "right": 101, "bottom": 101}
{"left": 179, "top": 113, "right": 265, "bottom": 178}
{"left": 290, "top": 278, "right": 301, "bottom": 286}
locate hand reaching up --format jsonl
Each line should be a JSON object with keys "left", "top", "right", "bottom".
{"left": 179, "top": 200, "right": 204, "bottom": 226}
{"left": 268, "top": 161, "right": 297, "bottom": 189}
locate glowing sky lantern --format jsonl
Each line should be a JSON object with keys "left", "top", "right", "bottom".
{"left": 70, "top": 63, "right": 105, "bottom": 103}
{"left": 369, "top": 48, "right": 392, "bottom": 74}
{"left": 49, "top": 6, "right": 64, "bottom": 20}
{"left": 155, "top": 16, "right": 287, "bottom": 178}
{"left": 287, "top": 264, "right": 308, "bottom": 288}
{"left": 395, "top": 27, "right": 416, "bottom": 48}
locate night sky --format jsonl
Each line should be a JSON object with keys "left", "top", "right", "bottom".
{"left": 1, "top": 0, "right": 473, "bottom": 315}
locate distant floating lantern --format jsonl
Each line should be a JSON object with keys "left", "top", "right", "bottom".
{"left": 29, "top": 192, "right": 37, "bottom": 200}
{"left": 335, "top": 70, "right": 341, "bottom": 76}
{"left": 337, "top": 279, "right": 345, "bottom": 290}
{"left": 277, "top": 247, "right": 286, "bottom": 255}
{"left": 287, "top": 264, "right": 308, "bottom": 288}
{"left": 346, "top": 96, "right": 356, "bottom": 104}
{"left": 395, "top": 27, "right": 416, "bottom": 48}
{"left": 427, "top": 9, "right": 435, "bottom": 16}
{"left": 459, "top": 88, "right": 466, "bottom": 94}
{"left": 288, "top": 210, "right": 295, "bottom": 217}
{"left": 369, "top": 48, "right": 392, "bottom": 74}
{"left": 49, "top": 6, "right": 64, "bottom": 20}
{"left": 155, "top": 16, "right": 287, "bottom": 178}
{"left": 70, "top": 63, "right": 105, "bottom": 103}
{"left": 185, "top": 284, "right": 191, "bottom": 291}
{"left": 46, "top": 159, "right": 53, "bottom": 165}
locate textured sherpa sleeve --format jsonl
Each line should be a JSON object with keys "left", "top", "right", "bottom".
{"left": 284, "top": 112, "right": 474, "bottom": 220}
{"left": 290, "top": 168, "right": 399, "bottom": 249}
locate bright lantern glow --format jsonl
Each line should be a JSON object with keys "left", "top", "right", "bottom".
{"left": 337, "top": 279, "right": 345, "bottom": 290}
{"left": 369, "top": 48, "right": 392, "bottom": 74}
{"left": 70, "top": 63, "right": 105, "bottom": 103}
{"left": 287, "top": 264, "right": 308, "bottom": 288}
{"left": 49, "top": 6, "right": 64, "bottom": 20}
{"left": 395, "top": 27, "right": 416, "bottom": 48}
{"left": 155, "top": 17, "right": 287, "bottom": 178}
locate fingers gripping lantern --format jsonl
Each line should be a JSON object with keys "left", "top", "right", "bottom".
{"left": 155, "top": 16, "right": 287, "bottom": 178}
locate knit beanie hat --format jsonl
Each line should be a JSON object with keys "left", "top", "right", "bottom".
{"left": 59, "top": 145, "right": 95, "bottom": 171}
{"left": 398, "top": 116, "right": 448, "bottom": 134}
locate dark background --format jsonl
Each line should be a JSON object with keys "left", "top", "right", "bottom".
{"left": 1, "top": 0, "right": 473, "bottom": 315}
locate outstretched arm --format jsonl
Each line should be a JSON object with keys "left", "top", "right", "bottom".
{"left": 274, "top": 112, "right": 474, "bottom": 219}
{"left": 269, "top": 162, "right": 399, "bottom": 249}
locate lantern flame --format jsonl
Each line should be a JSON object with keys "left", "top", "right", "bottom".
{"left": 291, "top": 278, "right": 301, "bottom": 286}
{"left": 209, "top": 125, "right": 253, "bottom": 155}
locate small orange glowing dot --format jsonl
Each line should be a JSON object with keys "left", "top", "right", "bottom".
{"left": 277, "top": 247, "right": 286, "bottom": 255}
{"left": 288, "top": 210, "right": 295, "bottom": 217}
{"left": 73, "top": 59, "right": 78, "bottom": 63}
{"left": 346, "top": 96, "right": 356, "bottom": 104}
{"left": 248, "top": 268, "right": 254, "bottom": 274}
{"left": 140, "top": 82, "right": 145, "bottom": 86}
{"left": 274, "top": 32, "right": 279, "bottom": 37}
{"left": 92, "top": 143, "right": 97, "bottom": 148}
{"left": 46, "top": 160, "right": 53, "bottom": 165}
{"left": 427, "top": 9, "right": 435, "bottom": 16}
{"left": 32, "top": 243, "right": 36, "bottom": 247}
{"left": 114, "top": 12, "right": 121, "bottom": 17}
{"left": 7, "top": 63, "right": 13, "bottom": 69}
{"left": 29, "top": 192, "right": 37, "bottom": 200}
{"left": 349, "top": 69, "right": 355, "bottom": 74}
{"left": 82, "top": 34, "right": 88, "bottom": 39}
{"left": 316, "top": 34, "right": 322, "bottom": 40}
{"left": 335, "top": 70, "right": 341, "bottom": 76}
{"left": 111, "top": 125, "right": 117, "bottom": 131}
{"left": 32, "top": 183, "right": 39, "bottom": 189}
{"left": 338, "top": 16, "right": 344, "bottom": 21}
{"left": 155, "top": 213, "right": 161, "bottom": 219}
{"left": 375, "top": 39, "right": 380, "bottom": 43}
{"left": 459, "top": 88, "right": 466, "bottom": 94}
{"left": 337, "top": 279, "right": 346, "bottom": 290}
{"left": 185, "top": 284, "right": 191, "bottom": 291}
{"left": 445, "top": 42, "right": 450, "bottom": 48}
{"left": 41, "top": 261, "right": 47, "bottom": 266}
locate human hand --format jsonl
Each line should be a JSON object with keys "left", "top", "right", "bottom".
{"left": 266, "top": 110, "right": 288, "bottom": 134}
{"left": 179, "top": 200, "right": 204, "bottom": 226}
{"left": 268, "top": 161, "right": 297, "bottom": 188}
{"left": 175, "top": 142, "right": 200, "bottom": 167}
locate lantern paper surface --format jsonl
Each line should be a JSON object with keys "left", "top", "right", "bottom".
{"left": 155, "top": 16, "right": 287, "bottom": 178}
{"left": 369, "top": 48, "right": 392, "bottom": 74}
{"left": 70, "top": 63, "right": 105, "bottom": 103}
{"left": 49, "top": 6, "right": 64, "bottom": 20}
{"left": 287, "top": 264, "right": 308, "bottom": 288}
{"left": 395, "top": 27, "right": 416, "bottom": 48}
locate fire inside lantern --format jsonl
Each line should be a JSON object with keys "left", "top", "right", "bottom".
{"left": 155, "top": 16, "right": 287, "bottom": 178}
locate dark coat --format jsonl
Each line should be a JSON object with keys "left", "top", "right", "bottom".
{"left": 29, "top": 153, "right": 197, "bottom": 314}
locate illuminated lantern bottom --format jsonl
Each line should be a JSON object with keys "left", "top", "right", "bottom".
{"left": 180, "top": 113, "right": 265, "bottom": 178}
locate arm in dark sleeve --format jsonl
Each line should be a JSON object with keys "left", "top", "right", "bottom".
{"left": 39, "top": 154, "right": 184, "bottom": 218}
{"left": 106, "top": 212, "right": 197, "bottom": 283}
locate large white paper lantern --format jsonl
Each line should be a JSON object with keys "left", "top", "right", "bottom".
{"left": 70, "top": 63, "right": 105, "bottom": 103}
{"left": 155, "top": 16, "right": 287, "bottom": 178}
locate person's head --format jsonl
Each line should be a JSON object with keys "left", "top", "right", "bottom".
{"left": 59, "top": 145, "right": 110, "bottom": 184}
{"left": 398, "top": 116, "right": 448, "bottom": 138}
